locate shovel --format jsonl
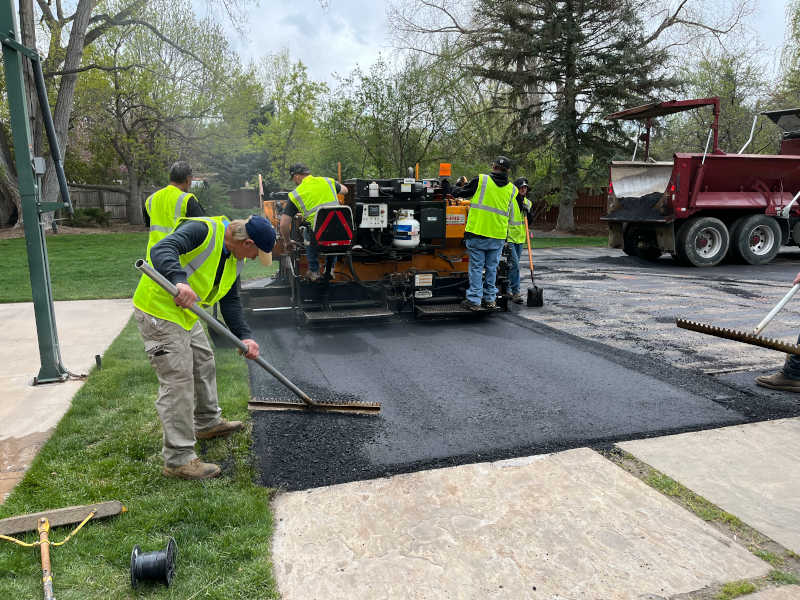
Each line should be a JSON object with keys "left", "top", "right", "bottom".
{"left": 523, "top": 217, "right": 544, "bottom": 307}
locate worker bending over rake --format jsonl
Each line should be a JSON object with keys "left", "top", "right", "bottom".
{"left": 133, "top": 215, "right": 276, "bottom": 480}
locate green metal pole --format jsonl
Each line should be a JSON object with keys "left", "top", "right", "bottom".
{"left": 1, "top": 1, "right": 67, "bottom": 383}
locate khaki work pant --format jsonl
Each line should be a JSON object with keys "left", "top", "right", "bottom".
{"left": 134, "top": 308, "right": 222, "bottom": 467}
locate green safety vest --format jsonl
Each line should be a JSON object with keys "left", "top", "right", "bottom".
{"left": 133, "top": 216, "right": 243, "bottom": 331}
{"left": 288, "top": 175, "right": 340, "bottom": 228}
{"left": 507, "top": 195, "right": 528, "bottom": 243}
{"left": 465, "top": 174, "right": 518, "bottom": 240}
{"left": 144, "top": 185, "right": 195, "bottom": 261}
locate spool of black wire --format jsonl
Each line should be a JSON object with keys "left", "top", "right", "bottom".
{"left": 130, "top": 537, "right": 177, "bottom": 588}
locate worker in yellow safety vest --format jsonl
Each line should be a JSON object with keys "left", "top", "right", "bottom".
{"left": 142, "top": 161, "right": 205, "bottom": 260}
{"left": 133, "top": 215, "right": 276, "bottom": 480}
{"left": 452, "top": 156, "right": 518, "bottom": 311}
{"left": 279, "top": 163, "right": 348, "bottom": 281}
{"left": 507, "top": 176, "right": 533, "bottom": 304}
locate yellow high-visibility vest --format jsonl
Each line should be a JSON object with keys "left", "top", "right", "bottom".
{"left": 288, "top": 176, "right": 340, "bottom": 228}
{"left": 144, "top": 185, "right": 195, "bottom": 260}
{"left": 465, "top": 174, "right": 517, "bottom": 239}
{"left": 133, "top": 216, "right": 242, "bottom": 330}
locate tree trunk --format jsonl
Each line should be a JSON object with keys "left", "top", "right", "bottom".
{"left": 555, "top": 1, "right": 578, "bottom": 233}
{"left": 127, "top": 168, "right": 144, "bottom": 225}
{"left": 41, "top": 0, "right": 95, "bottom": 209}
{"left": 0, "top": 124, "right": 20, "bottom": 226}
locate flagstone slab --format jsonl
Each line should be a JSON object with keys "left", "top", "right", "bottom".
{"left": 271, "top": 448, "right": 768, "bottom": 599}
{"left": 619, "top": 418, "right": 800, "bottom": 555}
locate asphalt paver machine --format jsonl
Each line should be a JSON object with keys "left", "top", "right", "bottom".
{"left": 241, "top": 166, "right": 512, "bottom": 324}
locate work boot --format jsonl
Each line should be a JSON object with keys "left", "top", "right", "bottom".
{"left": 482, "top": 300, "right": 498, "bottom": 310}
{"left": 511, "top": 292, "right": 524, "bottom": 304}
{"left": 460, "top": 299, "right": 482, "bottom": 312}
{"left": 162, "top": 458, "right": 221, "bottom": 480}
{"left": 754, "top": 372, "right": 800, "bottom": 392}
{"left": 305, "top": 270, "right": 321, "bottom": 282}
{"left": 196, "top": 419, "right": 244, "bottom": 440}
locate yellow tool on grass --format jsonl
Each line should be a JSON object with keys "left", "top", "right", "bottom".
{"left": 0, "top": 501, "right": 125, "bottom": 599}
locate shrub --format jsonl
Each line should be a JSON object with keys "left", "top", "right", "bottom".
{"left": 66, "top": 207, "right": 112, "bottom": 227}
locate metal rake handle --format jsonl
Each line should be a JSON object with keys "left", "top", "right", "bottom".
{"left": 753, "top": 283, "right": 800, "bottom": 336}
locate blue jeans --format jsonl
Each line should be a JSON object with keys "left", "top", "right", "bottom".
{"left": 465, "top": 237, "right": 504, "bottom": 305}
{"left": 507, "top": 242, "right": 523, "bottom": 294}
{"left": 783, "top": 334, "right": 800, "bottom": 379}
{"left": 304, "top": 228, "right": 337, "bottom": 274}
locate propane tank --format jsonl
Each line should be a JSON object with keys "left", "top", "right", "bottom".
{"left": 368, "top": 181, "right": 379, "bottom": 198}
{"left": 393, "top": 209, "right": 420, "bottom": 248}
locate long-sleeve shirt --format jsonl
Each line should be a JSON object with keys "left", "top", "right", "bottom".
{"left": 149, "top": 220, "right": 252, "bottom": 340}
{"left": 452, "top": 171, "right": 511, "bottom": 239}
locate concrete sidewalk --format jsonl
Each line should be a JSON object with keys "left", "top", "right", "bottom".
{"left": 0, "top": 299, "right": 131, "bottom": 501}
{"left": 272, "top": 419, "right": 800, "bottom": 599}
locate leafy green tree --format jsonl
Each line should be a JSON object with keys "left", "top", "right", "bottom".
{"left": 324, "top": 55, "right": 466, "bottom": 179}
{"left": 648, "top": 44, "right": 771, "bottom": 161}
{"left": 72, "top": 0, "right": 247, "bottom": 223}
{"left": 255, "top": 52, "right": 327, "bottom": 187}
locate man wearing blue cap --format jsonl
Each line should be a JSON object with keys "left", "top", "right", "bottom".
{"left": 133, "top": 215, "right": 276, "bottom": 480}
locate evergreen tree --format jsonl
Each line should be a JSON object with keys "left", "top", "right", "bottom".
{"left": 467, "top": 0, "right": 674, "bottom": 230}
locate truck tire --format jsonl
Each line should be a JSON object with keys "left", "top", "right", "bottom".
{"left": 622, "top": 226, "right": 638, "bottom": 256}
{"left": 676, "top": 217, "right": 729, "bottom": 267}
{"left": 726, "top": 217, "right": 746, "bottom": 262}
{"left": 732, "top": 214, "right": 782, "bottom": 265}
{"left": 623, "top": 226, "right": 662, "bottom": 261}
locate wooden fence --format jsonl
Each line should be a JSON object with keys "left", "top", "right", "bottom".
{"left": 531, "top": 190, "right": 607, "bottom": 226}
{"left": 64, "top": 187, "right": 156, "bottom": 221}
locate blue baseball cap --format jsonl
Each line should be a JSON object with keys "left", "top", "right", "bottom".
{"left": 245, "top": 215, "right": 276, "bottom": 266}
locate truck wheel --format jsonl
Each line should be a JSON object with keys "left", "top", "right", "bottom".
{"left": 726, "top": 217, "right": 746, "bottom": 262}
{"left": 622, "top": 227, "right": 638, "bottom": 256}
{"left": 638, "top": 244, "right": 662, "bottom": 261}
{"left": 733, "top": 214, "right": 782, "bottom": 265}
{"left": 623, "top": 226, "right": 662, "bottom": 261}
{"left": 676, "top": 217, "right": 729, "bottom": 267}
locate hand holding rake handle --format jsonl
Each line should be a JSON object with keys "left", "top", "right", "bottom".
{"left": 135, "top": 259, "right": 317, "bottom": 407}
{"left": 753, "top": 283, "right": 800, "bottom": 336}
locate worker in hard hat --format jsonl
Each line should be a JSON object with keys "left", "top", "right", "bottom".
{"left": 452, "top": 156, "right": 518, "bottom": 311}
{"left": 756, "top": 270, "right": 800, "bottom": 392}
{"left": 142, "top": 161, "right": 206, "bottom": 261}
{"left": 280, "top": 163, "right": 349, "bottom": 281}
{"left": 133, "top": 215, "right": 276, "bottom": 480}
{"left": 507, "top": 177, "right": 533, "bottom": 304}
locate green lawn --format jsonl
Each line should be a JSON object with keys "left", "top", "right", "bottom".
{"left": 0, "top": 233, "right": 279, "bottom": 303}
{"left": 0, "top": 320, "right": 278, "bottom": 599}
{"left": 532, "top": 235, "right": 607, "bottom": 248}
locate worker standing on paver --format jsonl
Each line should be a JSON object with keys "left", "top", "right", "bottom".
{"left": 756, "top": 270, "right": 800, "bottom": 392}
{"left": 142, "top": 161, "right": 206, "bottom": 260}
{"left": 507, "top": 177, "right": 533, "bottom": 304}
{"left": 453, "top": 156, "right": 518, "bottom": 311}
{"left": 133, "top": 215, "right": 276, "bottom": 480}
{"left": 279, "top": 163, "right": 348, "bottom": 281}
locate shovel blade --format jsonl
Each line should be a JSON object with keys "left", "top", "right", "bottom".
{"left": 527, "top": 286, "right": 544, "bottom": 307}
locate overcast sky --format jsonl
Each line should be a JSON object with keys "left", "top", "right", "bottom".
{"left": 210, "top": 0, "right": 791, "bottom": 86}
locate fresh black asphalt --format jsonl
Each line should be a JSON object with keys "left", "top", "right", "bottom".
{"left": 246, "top": 310, "right": 786, "bottom": 491}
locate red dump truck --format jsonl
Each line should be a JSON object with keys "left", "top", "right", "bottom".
{"left": 603, "top": 98, "right": 800, "bottom": 266}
